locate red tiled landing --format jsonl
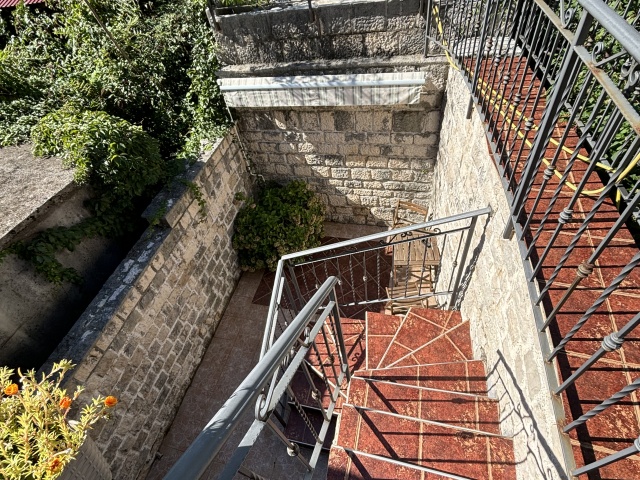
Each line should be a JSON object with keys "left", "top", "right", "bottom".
{"left": 333, "top": 405, "right": 516, "bottom": 479}
{"left": 355, "top": 360, "right": 490, "bottom": 396}
{"left": 346, "top": 376, "right": 501, "bottom": 435}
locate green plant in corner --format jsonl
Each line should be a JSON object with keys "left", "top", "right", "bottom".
{"left": 233, "top": 181, "right": 325, "bottom": 272}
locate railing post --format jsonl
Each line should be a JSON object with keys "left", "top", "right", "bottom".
{"left": 329, "top": 288, "right": 351, "bottom": 381}
{"left": 467, "top": 0, "right": 494, "bottom": 120}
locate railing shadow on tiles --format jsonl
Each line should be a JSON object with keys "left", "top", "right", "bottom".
{"left": 429, "top": 0, "right": 640, "bottom": 477}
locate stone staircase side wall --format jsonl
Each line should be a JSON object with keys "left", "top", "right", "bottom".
{"left": 42, "top": 133, "right": 253, "bottom": 480}
{"left": 431, "top": 67, "right": 567, "bottom": 479}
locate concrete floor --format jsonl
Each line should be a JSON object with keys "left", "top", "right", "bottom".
{"left": 145, "top": 222, "right": 384, "bottom": 480}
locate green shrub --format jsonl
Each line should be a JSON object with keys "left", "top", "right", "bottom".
{"left": 31, "top": 105, "right": 167, "bottom": 212}
{"left": 233, "top": 181, "right": 325, "bottom": 271}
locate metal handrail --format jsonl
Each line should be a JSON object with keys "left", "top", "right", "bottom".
{"left": 164, "top": 276, "right": 339, "bottom": 480}
{"left": 260, "top": 207, "right": 492, "bottom": 359}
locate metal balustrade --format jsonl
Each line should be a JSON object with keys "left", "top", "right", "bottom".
{"left": 163, "top": 208, "right": 490, "bottom": 479}
{"left": 429, "top": 0, "right": 640, "bottom": 476}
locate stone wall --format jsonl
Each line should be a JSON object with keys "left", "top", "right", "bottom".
{"left": 432, "top": 68, "right": 568, "bottom": 478}
{"left": 0, "top": 146, "right": 142, "bottom": 370}
{"left": 43, "top": 133, "right": 252, "bottom": 480}
{"left": 214, "top": 0, "right": 428, "bottom": 66}
{"left": 234, "top": 62, "right": 447, "bottom": 225}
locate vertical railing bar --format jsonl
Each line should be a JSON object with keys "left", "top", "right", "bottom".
{"left": 507, "top": 24, "right": 562, "bottom": 189}
{"left": 362, "top": 250, "right": 368, "bottom": 304}
{"left": 535, "top": 138, "right": 640, "bottom": 310}
{"left": 424, "top": 0, "right": 432, "bottom": 56}
{"left": 572, "top": 437, "right": 640, "bottom": 476}
{"left": 288, "top": 263, "right": 305, "bottom": 311}
{"left": 469, "top": 0, "right": 494, "bottom": 108}
{"left": 478, "top": 0, "right": 504, "bottom": 116}
{"left": 330, "top": 288, "right": 351, "bottom": 381}
{"left": 564, "top": 377, "right": 640, "bottom": 432}
{"left": 492, "top": 0, "right": 531, "bottom": 158}
{"left": 265, "top": 418, "right": 313, "bottom": 471}
{"left": 527, "top": 107, "right": 624, "bottom": 278}
{"left": 519, "top": 69, "right": 596, "bottom": 236}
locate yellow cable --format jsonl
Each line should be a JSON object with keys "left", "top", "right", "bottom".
{"left": 430, "top": 8, "right": 640, "bottom": 197}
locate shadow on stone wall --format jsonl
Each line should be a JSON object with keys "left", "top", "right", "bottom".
{"left": 487, "top": 351, "right": 568, "bottom": 480}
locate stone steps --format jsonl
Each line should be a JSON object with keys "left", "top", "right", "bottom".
{"left": 324, "top": 307, "right": 517, "bottom": 479}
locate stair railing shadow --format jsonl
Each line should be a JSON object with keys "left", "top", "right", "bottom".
{"left": 486, "top": 350, "right": 569, "bottom": 480}
{"left": 451, "top": 214, "right": 491, "bottom": 311}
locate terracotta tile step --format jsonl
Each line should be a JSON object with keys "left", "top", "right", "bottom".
{"left": 327, "top": 446, "right": 458, "bottom": 480}
{"left": 283, "top": 405, "right": 337, "bottom": 451}
{"left": 346, "top": 377, "right": 501, "bottom": 435}
{"left": 336, "top": 405, "right": 516, "bottom": 480}
{"left": 354, "top": 360, "right": 490, "bottom": 395}
{"left": 377, "top": 321, "right": 474, "bottom": 370}
{"left": 367, "top": 309, "right": 469, "bottom": 370}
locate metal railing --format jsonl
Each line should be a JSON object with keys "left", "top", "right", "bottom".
{"left": 163, "top": 208, "right": 490, "bottom": 479}
{"left": 260, "top": 207, "right": 492, "bottom": 358}
{"left": 164, "top": 277, "right": 349, "bottom": 480}
{"left": 427, "top": 0, "right": 640, "bottom": 477}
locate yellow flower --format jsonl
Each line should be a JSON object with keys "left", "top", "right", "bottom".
{"left": 3, "top": 384, "right": 18, "bottom": 396}
{"left": 104, "top": 396, "right": 118, "bottom": 408}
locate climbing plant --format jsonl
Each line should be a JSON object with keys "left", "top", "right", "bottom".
{"left": 0, "top": 0, "right": 230, "bottom": 283}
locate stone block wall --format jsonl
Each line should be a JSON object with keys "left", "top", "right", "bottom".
{"left": 237, "top": 104, "right": 439, "bottom": 225}
{"left": 432, "top": 68, "right": 567, "bottom": 478}
{"left": 214, "top": 0, "right": 427, "bottom": 66}
{"left": 43, "top": 133, "right": 252, "bottom": 480}
{"left": 234, "top": 62, "right": 447, "bottom": 225}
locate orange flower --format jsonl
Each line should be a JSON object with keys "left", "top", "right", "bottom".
{"left": 59, "top": 396, "right": 72, "bottom": 409}
{"left": 104, "top": 396, "right": 118, "bottom": 408}
{"left": 47, "top": 457, "right": 63, "bottom": 473}
{"left": 3, "top": 383, "right": 18, "bottom": 396}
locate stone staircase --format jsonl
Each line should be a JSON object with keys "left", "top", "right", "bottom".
{"left": 287, "top": 308, "right": 517, "bottom": 479}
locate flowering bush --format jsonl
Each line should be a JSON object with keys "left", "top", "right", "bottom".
{"left": 0, "top": 360, "right": 117, "bottom": 480}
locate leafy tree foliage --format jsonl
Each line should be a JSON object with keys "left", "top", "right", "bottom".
{"left": 0, "top": 0, "right": 230, "bottom": 283}
{"left": 233, "top": 182, "right": 326, "bottom": 272}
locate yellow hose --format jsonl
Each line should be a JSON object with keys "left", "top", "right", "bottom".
{"left": 432, "top": 7, "right": 640, "bottom": 199}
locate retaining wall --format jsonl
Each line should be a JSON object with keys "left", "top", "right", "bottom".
{"left": 43, "top": 133, "right": 252, "bottom": 480}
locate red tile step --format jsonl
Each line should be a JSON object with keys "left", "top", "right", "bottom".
{"left": 365, "top": 312, "right": 403, "bottom": 371}
{"left": 354, "top": 360, "right": 490, "bottom": 396}
{"left": 346, "top": 376, "right": 501, "bottom": 435}
{"left": 379, "top": 320, "right": 473, "bottom": 369}
{"left": 333, "top": 405, "right": 516, "bottom": 479}
{"left": 367, "top": 308, "right": 471, "bottom": 370}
